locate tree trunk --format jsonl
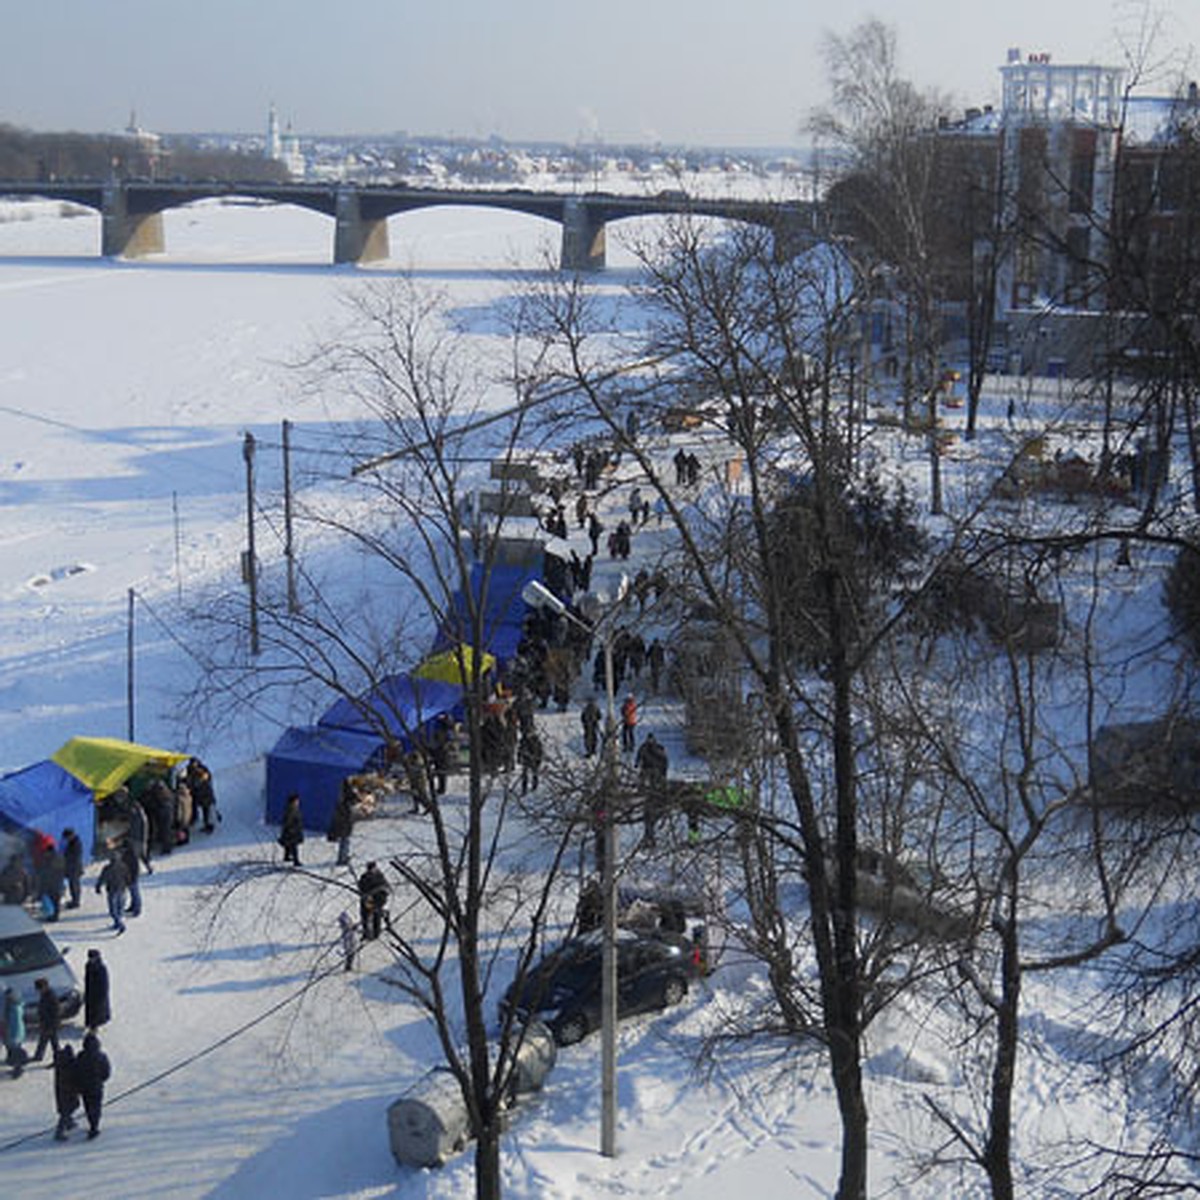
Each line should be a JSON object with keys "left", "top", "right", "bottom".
{"left": 983, "top": 885, "right": 1020, "bottom": 1200}
{"left": 474, "top": 1123, "right": 502, "bottom": 1200}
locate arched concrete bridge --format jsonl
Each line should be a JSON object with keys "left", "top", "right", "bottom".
{"left": 0, "top": 180, "right": 820, "bottom": 270}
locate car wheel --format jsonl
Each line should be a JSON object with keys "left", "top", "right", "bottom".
{"left": 661, "top": 976, "right": 686, "bottom": 1008}
{"left": 556, "top": 1013, "right": 589, "bottom": 1045}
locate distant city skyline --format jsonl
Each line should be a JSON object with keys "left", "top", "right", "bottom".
{"left": 4, "top": 1, "right": 1199, "bottom": 147}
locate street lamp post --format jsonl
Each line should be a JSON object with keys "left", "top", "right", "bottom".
{"left": 522, "top": 576, "right": 625, "bottom": 1157}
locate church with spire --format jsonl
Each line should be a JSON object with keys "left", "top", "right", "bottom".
{"left": 266, "top": 103, "right": 305, "bottom": 178}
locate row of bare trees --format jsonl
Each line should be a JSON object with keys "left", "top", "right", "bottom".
{"left": 178, "top": 21, "right": 1200, "bottom": 1200}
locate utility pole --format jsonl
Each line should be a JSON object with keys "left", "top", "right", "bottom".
{"left": 126, "top": 587, "right": 135, "bottom": 742}
{"left": 172, "top": 490, "right": 182, "bottom": 601}
{"left": 600, "top": 625, "right": 618, "bottom": 1157}
{"left": 282, "top": 419, "right": 298, "bottom": 615}
{"left": 243, "top": 431, "right": 260, "bottom": 656}
{"left": 522, "top": 576, "right": 625, "bottom": 1157}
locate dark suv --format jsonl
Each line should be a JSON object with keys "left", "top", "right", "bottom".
{"left": 504, "top": 930, "right": 699, "bottom": 1046}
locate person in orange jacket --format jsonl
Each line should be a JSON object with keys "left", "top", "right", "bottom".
{"left": 620, "top": 693, "right": 638, "bottom": 753}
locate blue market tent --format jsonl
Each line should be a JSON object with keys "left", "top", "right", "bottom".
{"left": 265, "top": 725, "right": 386, "bottom": 832}
{"left": 318, "top": 674, "right": 464, "bottom": 745}
{"left": 0, "top": 760, "right": 98, "bottom": 860}
{"left": 434, "top": 562, "right": 537, "bottom": 667}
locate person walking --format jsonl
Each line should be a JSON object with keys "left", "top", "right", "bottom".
{"left": 518, "top": 726, "right": 543, "bottom": 795}
{"left": 357, "top": 861, "right": 390, "bottom": 941}
{"left": 3, "top": 985, "right": 27, "bottom": 1078}
{"left": 125, "top": 793, "right": 152, "bottom": 875}
{"left": 84, "top": 949, "right": 111, "bottom": 1031}
{"left": 95, "top": 850, "right": 129, "bottom": 935}
{"left": 73, "top": 1031, "right": 111, "bottom": 1140}
{"left": 636, "top": 732, "right": 669, "bottom": 848}
{"left": 119, "top": 839, "right": 142, "bottom": 919}
{"left": 53, "top": 1045, "right": 80, "bottom": 1140}
{"left": 61, "top": 828, "right": 84, "bottom": 911}
{"left": 31, "top": 977, "right": 61, "bottom": 1063}
{"left": 429, "top": 714, "right": 453, "bottom": 796}
{"left": 403, "top": 752, "right": 429, "bottom": 816}
{"left": 580, "top": 697, "right": 601, "bottom": 757}
{"left": 587, "top": 511, "right": 603, "bottom": 557}
{"left": 338, "top": 910, "right": 357, "bottom": 972}
{"left": 279, "top": 793, "right": 304, "bottom": 867}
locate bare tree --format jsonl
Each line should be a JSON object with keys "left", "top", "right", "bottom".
{"left": 186, "top": 277, "right": 585, "bottom": 1200}
{"left": 524, "top": 211, "right": 969, "bottom": 1200}
{"left": 812, "top": 18, "right": 959, "bottom": 514}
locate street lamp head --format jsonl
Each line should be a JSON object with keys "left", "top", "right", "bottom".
{"left": 521, "top": 578, "right": 567, "bottom": 617}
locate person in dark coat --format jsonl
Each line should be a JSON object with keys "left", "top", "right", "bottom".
{"left": 187, "top": 759, "right": 218, "bottom": 833}
{"left": 647, "top": 639, "right": 666, "bottom": 694}
{"left": 95, "top": 850, "right": 129, "bottom": 934}
{"left": 403, "top": 752, "right": 430, "bottom": 816}
{"left": 31, "top": 977, "right": 61, "bottom": 1062}
{"left": 279, "top": 793, "right": 304, "bottom": 866}
{"left": 61, "top": 828, "right": 84, "bottom": 910}
{"left": 576, "top": 877, "right": 603, "bottom": 933}
{"left": 146, "top": 777, "right": 176, "bottom": 857}
{"left": 636, "top": 732, "right": 669, "bottom": 848}
{"left": 53, "top": 1044, "right": 80, "bottom": 1140}
{"left": 580, "top": 697, "right": 601, "bottom": 757}
{"left": 0, "top": 852, "right": 29, "bottom": 905}
{"left": 119, "top": 839, "right": 142, "bottom": 918}
{"left": 357, "top": 862, "right": 390, "bottom": 940}
{"left": 73, "top": 1031, "right": 111, "bottom": 1139}
{"left": 84, "top": 949, "right": 111, "bottom": 1031}
{"left": 479, "top": 711, "right": 505, "bottom": 774}
{"left": 36, "top": 842, "right": 65, "bottom": 922}
{"left": 518, "top": 727, "right": 543, "bottom": 795}
{"left": 502, "top": 706, "right": 520, "bottom": 773}
{"left": 429, "top": 714, "right": 453, "bottom": 796}
{"left": 125, "top": 792, "right": 152, "bottom": 874}
{"left": 326, "top": 780, "right": 357, "bottom": 866}
{"left": 587, "top": 511, "right": 603, "bottom": 557}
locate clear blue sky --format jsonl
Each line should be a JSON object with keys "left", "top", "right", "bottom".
{"left": 4, "top": 1, "right": 1198, "bottom": 145}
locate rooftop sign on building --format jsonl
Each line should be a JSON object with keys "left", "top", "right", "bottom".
{"left": 1000, "top": 52, "right": 1125, "bottom": 127}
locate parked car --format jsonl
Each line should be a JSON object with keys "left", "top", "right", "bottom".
{"left": 503, "top": 930, "right": 699, "bottom": 1046}
{"left": 0, "top": 905, "right": 82, "bottom": 1026}
{"left": 844, "top": 846, "right": 972, "bottom": 941}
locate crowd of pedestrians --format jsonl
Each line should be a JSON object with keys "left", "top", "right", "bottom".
{"left": 1, "top": 757, "right": 218, "bottom": 1144}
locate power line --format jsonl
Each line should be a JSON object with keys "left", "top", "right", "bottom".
{"left": 0, "top": 922, "right": 350, "bottom": 1154}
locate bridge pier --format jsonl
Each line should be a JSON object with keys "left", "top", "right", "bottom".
{"left": 101, "top": 184, "right": 164, "bottom": 258}
{"left": 561, "top": 198, "right": 606, "bottom": 272}
{"left": 334, "top": 187, "right": 390, "bottom": 264}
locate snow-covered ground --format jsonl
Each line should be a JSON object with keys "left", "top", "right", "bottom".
{"left": 0, "top": 194, "right": 1186, "bottom": 1198}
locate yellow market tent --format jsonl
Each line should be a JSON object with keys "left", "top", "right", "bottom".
{"left": 413, "top": 646, "right": 495, "bottom": 687}
{"left": 52, "top": 736, "right": 188, "bottom": 799}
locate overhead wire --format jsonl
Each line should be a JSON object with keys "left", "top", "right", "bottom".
{"left": 0, "top": 931, "right": 351, "bottom": 1154}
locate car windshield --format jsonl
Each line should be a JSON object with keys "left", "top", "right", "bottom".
{"left": 0, "top": 932, "right": 62, "bottom": 976}
{"left": 528, "top": 943, "right": 600, "bottom": 994}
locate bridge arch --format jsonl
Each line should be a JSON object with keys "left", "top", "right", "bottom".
{"left": 0, "top": 181, "right": 819, "bottom": 269}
